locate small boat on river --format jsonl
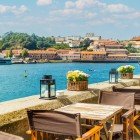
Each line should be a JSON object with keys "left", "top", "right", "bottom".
{"left": 0, "top": 56, "right": 11, "bottom": 65}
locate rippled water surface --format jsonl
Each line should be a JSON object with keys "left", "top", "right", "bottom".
{"left": 0, "top": 63, "right": 140, "bottom": 102}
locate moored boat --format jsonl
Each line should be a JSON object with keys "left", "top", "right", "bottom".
{"left": 0, "top": 57, "right": 11, "bottom": 65}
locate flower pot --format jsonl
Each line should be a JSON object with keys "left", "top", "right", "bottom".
{"left": 121, "top": 73, "right": 133, "bottom": 79}
{"left": 67, "top": 81, "right": 88, "bottom": 91}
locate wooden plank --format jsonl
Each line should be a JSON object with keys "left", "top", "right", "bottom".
{"left": 57, "top": 103, "right": 123, "bottom": 122}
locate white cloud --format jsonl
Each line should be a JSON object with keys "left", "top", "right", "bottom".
{"left": 12, "top": 5, "right": 28, "bottom": 15}
{"left": 76, "top": 0, "right": 97, "bottom": 9}
{"left": 37, "top": 0, "right": 52, "bottom": 6}
{"left": 88, "top": 17, "right": 116, "bottom": 26}
{"left": 0, "top": 5, "right": 28, "bottom": 15}
{"left": 50, "top": 9, "right": 83, "bottom": 16}
{"left": 65, "top": 0, "right": 97, "bottom": 9}
{"left": 86, "top": 12, "right": 97, "bottom": 19}
{"left": 35, "top": 0, "right": 140, "bottom": 30}
{"left": 65, "top": 1, "right": 75, "bottom": 8}
{"left": 113, "top": 11, "right": 140, "bottom": 20}
{"left": 106, "top": 3, "right": 131, "bottom": 13}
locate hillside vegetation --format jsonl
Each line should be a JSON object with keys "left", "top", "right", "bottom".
{"left": 0, "top": 32, "right": 56, "bottom": 50}
{"left": 0, "top": 32, "right": 92, "bottom": 51}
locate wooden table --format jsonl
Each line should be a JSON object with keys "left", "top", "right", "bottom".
{"left": 57, "top": 103, "right": 123, "bottom": 140}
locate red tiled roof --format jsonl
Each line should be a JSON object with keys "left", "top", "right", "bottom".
{"left": 108, "top": 54, "right": 127, "bottom": 57}
{"left": 57, "top": 49, "right": 70, "bottom": 54}
{"left": 28, "top": 50, "right": 56, "bottom": 54}
{"left": 81, "top": 51, "right": 106, "bottom": 55}
{"left": 131, "top": 36, "right": 140, "bottom": 41}
{"left": 81, "top": 51, "right": 94, "bottom": 55}
{"left": 47, "top": 48, "right": 57, "bottom": 51}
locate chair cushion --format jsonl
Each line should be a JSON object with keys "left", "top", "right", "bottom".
{"left": 109, "top": 124, "right": 123, "bottom": 134}
{"left": 135, "top": 105, "right": 140, "bottom": 112}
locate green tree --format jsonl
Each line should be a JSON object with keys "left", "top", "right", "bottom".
{"left": 0, "top": 32, "right": 57, "bottom": 50}
{"left": 53, "top": 43, "right": 69, "bottom": 49}
{"left": 79, "top": 38, "right": 92, "bottom": 50}
{"left": 21, "top": 49, "right": 28, "bottom": 58}
{"left": 6, "top": 49, "right": 13, "bottom": 58}
{"left": 0, "top": 40, "right": 3, "bottom": 50}
{"left": 125, "top": 43, "right": 138, "bottom": 53}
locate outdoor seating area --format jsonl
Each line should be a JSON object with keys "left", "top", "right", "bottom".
{"left": 25, "top": 89, "right": 140, "bottom": 140}
{"left": 0, "top": 69, "right": 140, "bottom": 140}
{"left": 1, "top": 0, "right": 140, "bottom": 139}
{"left": 113, "top": 86, "right": 140, "bottom": 136}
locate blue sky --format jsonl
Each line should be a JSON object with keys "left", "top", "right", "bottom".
{"left": 0, "top": 0, "right": 140, "bottom": 39}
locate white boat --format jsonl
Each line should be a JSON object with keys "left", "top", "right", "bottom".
{"left": 0, "top": 54, "right": 11, "bottom": 65}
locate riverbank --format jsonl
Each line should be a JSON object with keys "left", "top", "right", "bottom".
{"left": 0, "top": 75, "right": 140, "bottom": 138}
{"left": 12, "top": 59, "right": 72, "bottom": 64}
{"left": 73, "top": 60, "right": 140, "bottom": 63}
{"left": 11, "top": 59, "right": 140, "bottom": 64}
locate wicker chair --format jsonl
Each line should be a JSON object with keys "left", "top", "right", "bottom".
{"left": 0, "top": 131, "right": 23, "bottom": 140}
{"left": 98, "top": 91, "right": 135, "bottom": 140}
{"left": 113, "top": 86, "right": 140, "bottom": 136}
{"left": 27, "top": 110, "right": 103, "bottom": 140}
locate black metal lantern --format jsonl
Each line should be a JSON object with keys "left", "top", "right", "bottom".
{"left": 40, "top": 75, "right": 56, "bottom": 99}
{"left": 109, "top": 68, "right": 118, "bottom": 83}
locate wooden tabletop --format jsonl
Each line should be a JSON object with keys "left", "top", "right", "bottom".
{"left": 57, "top": 103, "right": 123, "bottom": 122}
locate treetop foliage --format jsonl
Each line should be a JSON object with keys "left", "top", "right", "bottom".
{"left": 0, "top": 32, "right": 56, "bottom": 50}
{"left": 0, "top": 32, "right": 92, "bottom": 51}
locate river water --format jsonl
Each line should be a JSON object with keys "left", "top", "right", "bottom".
{"left": 0, "top": 63, "right": 139, "bottom": 102}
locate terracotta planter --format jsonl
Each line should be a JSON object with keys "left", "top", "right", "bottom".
{"left": 67, "top": 81, "right": 88, "bottom": 91}
{"left": 121, "top": 73, "right": 133, "bottom": 79}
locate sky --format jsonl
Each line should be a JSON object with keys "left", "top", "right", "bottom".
{"left": 0, "top": 0, "right": 140, "bottom": 40}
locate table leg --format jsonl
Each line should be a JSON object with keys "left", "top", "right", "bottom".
{"left": 109, "top": 116, "right": 116, "bottom": 140}
{"left": 102, "top": 116, "right": 116, "bottom": 140}
{"left": 103, "top": 123, "right": 109, "bottom": 140}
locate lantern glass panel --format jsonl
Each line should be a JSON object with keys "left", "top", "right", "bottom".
{"left": 109, "top": 69, "right": 118, "bottom": 83}
{"left": 110, "top": 74, "right": 116, "bottom": 83}
{"left": 50, "top": 84, "right": 56, "bottom": 97}
{"left": 40, "top": 81, "right": 49, "bottom": 98}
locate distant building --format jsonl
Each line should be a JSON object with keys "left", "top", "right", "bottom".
{"left": 55, "top": 36, "right": 65, "bottom": 44}
{"left": 67, "top": 51, "right": 81, "bottom": 60}
{"left": 28, "top": 50, "right": 58, "bottom": 60}
{"left": 57, "top": 49, "right": 70, "bottom": 60}
{"left": 69, "top": 40, "right": 81, "bottom": 48}
{"left": 81, "top": 51, "right": 94, "bottom": 60}
{"left": 92, "top": 50, "right": 106, "bottom": 60}
{"left": 85, "top": 33, "right": 94, "bottom": 38}
{"left": 2, "top": 49, "right": 22, "bottom": 57}
{"left": 80, "top": 50, "right": 106, "bottom": 61}
{"left": 104, "top": 44, "right": 124, "bottom": 49}
{"left": 106, "top": 49, "right": 128, "bottom": 55}
{"left": 85, "top": 33, "right": 101, "bottom": 41}
{"left": 107, "top": 54, "right": 128, "bottom": 61}
{"left": 129, "top": 36, "right": 140, "bottom": 48}
{"left": 0, "top": 53, "right": 4, "bottom": 58}
{"left": 128, "top": 53, "right": 140, "bottom": 61}
{"left": 46, "top": 48, "right": 57, "bottom": 53}
{"left": 88, "top": 39, "right": 120, "bottom": 50}
{"left": 66, "top": 36, "right": 81, "bottom": 41}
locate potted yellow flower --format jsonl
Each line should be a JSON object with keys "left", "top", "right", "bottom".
{"left": 66, "top": 70, "right": 89, "bottom": 91}
{"left": 117, "top": 65, "right": 135, "bottom": 79}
